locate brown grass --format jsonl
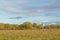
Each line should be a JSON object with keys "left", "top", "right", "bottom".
{"left": 0, "top": 29, "right": 60, "bottom": 40}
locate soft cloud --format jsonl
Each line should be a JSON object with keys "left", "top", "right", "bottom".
{"left": 9, "top": 16, "right": 23, "bottom": 19}
{"left": 0, "top": 0, "right": 60, "bottom": 24}
{"left": 0, "top": 0, "right": 51, "bottom": 16}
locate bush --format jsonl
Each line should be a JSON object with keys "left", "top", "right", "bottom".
{"left": 19, "top": 22, "right": 33, "bottom": 30}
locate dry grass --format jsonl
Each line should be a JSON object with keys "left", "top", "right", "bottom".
{"left": 0, "top": 29, "right": 60, "bottom": 40}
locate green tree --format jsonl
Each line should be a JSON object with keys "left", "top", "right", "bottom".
{"left": 49, "top": 24, "right": 57, "bottom": 29}
{"left": 20, "top": 22, "right": 33, "bottom": 29}
{"left": 4, "top": 24, "right": 10, "bottom": 30}
{"left": 44, "top": 25, "right": 51, "bottom": 29}
{"left": 0, "top": 23, "right": 5, "bottom": 30}
{"left": 57, "top": 24, "right": 60, "bottom": 29}
{"left": 19, "top": 24, "right": 26, "bottom": 30}
{"left": 9, "top": 24, "right": 19, "bottom": 30}
{"left": 33, "top": 23, "right": 37, "bottom": 29}
{"left": 37, "top": 23, "right": 44, "bottom": 29}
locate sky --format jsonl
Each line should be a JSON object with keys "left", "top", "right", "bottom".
{"left": 0, "top": 0, "right": 60, "bottom": 24}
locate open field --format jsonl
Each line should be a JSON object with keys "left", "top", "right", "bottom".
{"left": 0, "top": 29, "right": 60, "bottom": 40}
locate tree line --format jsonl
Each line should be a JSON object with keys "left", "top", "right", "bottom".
{"left": 0, "top": 22, "right": 60, "bottom": 30}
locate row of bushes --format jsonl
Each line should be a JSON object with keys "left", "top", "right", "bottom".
{"left": 0, "top": 23, "right": 19, "bottom": 30}
{"left": 0, "top": 22, "right": 60, "bottom": 30}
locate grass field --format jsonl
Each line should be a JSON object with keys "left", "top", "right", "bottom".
{"left": 0, "top": 29, "right": 60, "bottom": 40}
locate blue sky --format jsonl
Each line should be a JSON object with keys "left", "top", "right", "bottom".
{"left": 0, "top": 0, "right": 60, "bottom": 24}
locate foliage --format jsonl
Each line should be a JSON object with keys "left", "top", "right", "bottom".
{"left": 33, "top": 23, "right": 37, "bottom": 27}
{"left": 0, "top": 23, "right": 19, "bottom": 30}
{"left": 37, "top": 23, "right": 44, "bottom": 29}
{"left": 0, "top": 22, "right": 60, "bottom": 30}
{"left": 19, "top": 22, "right": 33, "bottom": 30}
{"left": 32, "top": 23, "right": 37, "bottom": 29}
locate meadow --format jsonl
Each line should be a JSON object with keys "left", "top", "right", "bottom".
{"left": 0, "top": 29, "right": 60, "bottom": 40}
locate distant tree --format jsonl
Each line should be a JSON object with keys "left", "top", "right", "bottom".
{"left": 10, "top": 24, "right": 19, "bottom": 30}
{"left": 23, "top": 22, "right": 33, "bottom": 29}
{"left": 44, "top": 25, "right": 50, "bottom": 29}
{"left": 37, "top": 22, "right": 44, "bottom": 29}
{"left": 33, "top": 23, "right": 37, "bottom": 27}
{"left": 4, "top": 24, "right": 19, "bottom": 30}
{"left": 56, "top": 24, "right": 60, "bottom": 28}
{"left": 33, "top": 23, "right": 37, "bottom": 29}
{"left": 0, "top": 21, "right": 60, "bottom": 30}
{"left": 44, "top": 24, "right": 60, "bottom": 29}
{"left": 19, "top": 24, "right": 26, "bottom": 30}
{"left": 49, "top": 24, "right": 57, "bottom": 29}
{"left": 4, "top": 24, "right": 10, "bottom": 30}
{"left": 0, "top": 23, "right": 5, "bottom": 30}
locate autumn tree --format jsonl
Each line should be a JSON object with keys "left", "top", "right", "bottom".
{"left": 33, "top": 23, "right": 37, "bottom": 29}
{"left": 44, "top": 25, "right": 50, "bottom": 29}
{"left": 0, "top": 23, "right": 5, "bottom": 30}
{"left": 4, "top": 24, "right": 10, "bottom": 30}
{"left": 19, "top": 22, "right": 33, "bottom": 30}
{"left": 57, "top": 24, "right": 60, "bottom": 28}
{"left": 19, "top": 24, "right": 26, "bottom": 30}
{"left": 37, "top": 22, "right": 44, "bottom": 29}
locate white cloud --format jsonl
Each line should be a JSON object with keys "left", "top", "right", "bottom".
{"left": 0, "top": 0, "right": 30, "bottom": 14}
{"left": 0, "top": 0, "right": 60, "bottom": 17}
{"left": 36, "top": 9, "right": 44, "bottom": 13}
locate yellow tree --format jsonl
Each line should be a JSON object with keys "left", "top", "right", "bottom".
{"left": 0, "top": 23, "right": 5, "bottom": 30}
{"left": 33, "top": 23, "right": 37, "bottom": 29}
{"left": 38, "top": 22, "right": 44, "bottom": 29}
{"left": 23, "top": 21, "right": 33, "bottom": 29}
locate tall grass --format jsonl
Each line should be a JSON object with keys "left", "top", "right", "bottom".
{"left": 0, "top": 29, "right": 60, "bottom": 40}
